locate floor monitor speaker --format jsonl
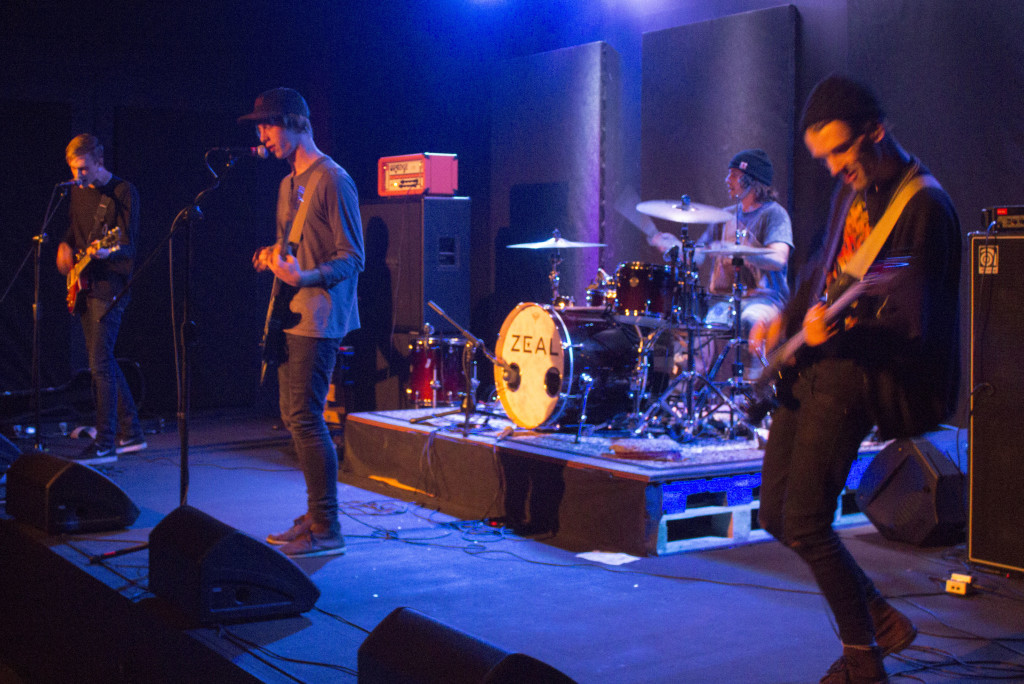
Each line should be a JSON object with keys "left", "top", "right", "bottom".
{"left": 357, "top": 607, "right": 575, "bottom": 684}
{"left": 5, "top": 451, "right": 140, "bottom": 534}
{"left": 148, "top": 505, "right": 320, "bottom": 624}
{"left": 855, "top": 436, "right": 965, "bottom": 547}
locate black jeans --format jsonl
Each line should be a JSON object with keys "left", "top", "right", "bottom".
{"left": 278, "top": 333, "right": 341, "bottom": 533}
{"left": 758, "top": 358, "right": 881, "bottom": 646}
{"left": 80, "top": 296, "right": 141, "bottom": 448}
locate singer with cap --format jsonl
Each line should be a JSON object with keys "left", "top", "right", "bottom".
{"left": 56, "top": 133, "right": 146, "bottom": 464}
{"left": 242, "top": 87, "right": 365, "bottom": 558}
{"left": 651, "top": 149, "right": 793, "bottom": 337}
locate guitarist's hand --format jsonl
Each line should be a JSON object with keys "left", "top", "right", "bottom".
{"left": 803, "top": 301, "right": 834, "bottom": 346}
{"left": 252, "top": 246, "right": 274, "bottom": 272}
{"left": 750, "top": 315, "right": 782, "bottom": 357}
{"left": 267, "top": 244, "right": 304, "bottom": 287}
{"left": 57, "top": 242, "right": 74, "bottom": 276}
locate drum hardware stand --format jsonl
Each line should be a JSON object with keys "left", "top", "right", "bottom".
{"left": 408, "top": 301, "right": 507, "bottom": 435}
{"left": 630, "top": 203, "right": 723, "bottom": 440}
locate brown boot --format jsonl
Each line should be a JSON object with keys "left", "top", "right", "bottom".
{"left": 820, "top": 645, "right": 888, "bottom": 683}
{"left": 869, "top": 597, "right": 917, "bottom": 656}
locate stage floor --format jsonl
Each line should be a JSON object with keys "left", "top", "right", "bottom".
{"left": 1, "top": 408, "right": 1021, "bottom": 683}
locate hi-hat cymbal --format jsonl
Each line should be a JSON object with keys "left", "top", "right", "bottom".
{"left": 507, "top": 236, "right": 606, "bottom": 249}
{"left": 636, "top": 199, "right": 732, "bottom": 224}
{"left": 697, "top": 243, "right": 774, "bottom": 257}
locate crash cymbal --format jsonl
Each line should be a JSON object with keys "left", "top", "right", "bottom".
{"left": 507, "top": 236, "right": 606, "bottom": 249}
{"left": 697, "top": 243, "right": 774, "bottom": 257}
{"left": 636, "top": 198, "right": 732, "bottom": 224}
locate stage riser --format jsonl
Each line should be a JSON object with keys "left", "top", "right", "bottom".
{"left": 341, "top": 413, "right": 875, "bottom": 556}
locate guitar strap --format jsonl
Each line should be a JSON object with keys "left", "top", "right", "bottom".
{"left": 285, "top": 157, "right": 329, "bottom": 250}
{"left": 842, "top": 172, "right": 940, "bottom": 280}
{"left": 92, "top": 195, "right": 112, "bottom": 239}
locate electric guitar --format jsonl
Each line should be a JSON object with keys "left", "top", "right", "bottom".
{"left": 66, "top": 226, "right": 122, "bottom": 315}
{"left": 742, "top": 258, "right": 908, "bottom": 424}
{"left": 258, "top": 244, "right": 301, "bottom": 385}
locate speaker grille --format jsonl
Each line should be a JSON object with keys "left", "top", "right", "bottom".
{"left": 970, "top": 233, "right": 1024, "bottom": 572}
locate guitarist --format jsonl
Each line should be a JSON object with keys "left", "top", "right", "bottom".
{"left": 56, "top": 134, "right": 145, "bottom": 465}
{"left": 750, "top": 76, "right": 961, "bottom": 684}
{"left": 242, "top": 88, "right": 364, "bottom": 558}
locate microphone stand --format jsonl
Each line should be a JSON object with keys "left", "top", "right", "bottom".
{"left": 407, "top": 301, "right": 508, "bottom": 435}
{"left": 21, "top": 183, "right": 71, "bottom": 454}
{"left": 89, "top": 158, "right": 227, "bottom": 565}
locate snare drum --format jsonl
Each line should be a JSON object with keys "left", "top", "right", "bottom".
{"left": 406, "top": 335, "right": 468, "bottom": 407}
{"left": 614, "top": 262, "right": 675, "bottom": 326}
{"left": 494, "top": 303, "right": 637, "bottom": 429}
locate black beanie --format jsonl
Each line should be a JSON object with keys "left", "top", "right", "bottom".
{"left": 800, "top": 75, "right": 885, "bottom": 133}
{"left": 729, "top": 149, "right": 773, "bottom": 186}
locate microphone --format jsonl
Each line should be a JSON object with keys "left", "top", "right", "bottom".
{"left": 55, "top": 179, "right": 81, "bottom": 187}
{"left": 210, "top": 145, "right": 269, "bottom": 159}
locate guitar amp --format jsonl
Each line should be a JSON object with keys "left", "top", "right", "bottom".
{"left": 982, "top": 205, "right": 1024, "bottom": 230}
{"left": 378, "top": 153, "right": 458, "bottom": 197}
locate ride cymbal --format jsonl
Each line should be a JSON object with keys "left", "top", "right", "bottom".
{"left": 636, "top": 199, "right": 732, "bottom": 224}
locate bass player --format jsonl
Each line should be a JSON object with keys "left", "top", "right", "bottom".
{"left": 243, "top": 87, "right": 364, "bottom": 558}
{"left": 750, "top": 76, "right": 961, "bottom": 683}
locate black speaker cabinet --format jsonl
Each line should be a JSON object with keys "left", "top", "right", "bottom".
{"left": 855, "top": 436, "right": 966, "bottom": 547}
{"left": 5, "top": 451, "right": 140, "bottom": 534}
{"left": 969, "top": 232, "right": 1024, "bottom": 572}
{"left": 358, "top": 607, "right": 575, "bottom": 684}
{"left": 352, "top": 196, "right": 471, "bottom": 410}
{"left": 148, "top": 505, "right": 320, "bottom": 624}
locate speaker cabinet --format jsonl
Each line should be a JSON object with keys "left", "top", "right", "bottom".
{"left": 358, "top": 607, "right": 575, "bottom": 684}
{"left": 350, "top": 196, "right": 471, "bottom": 411}
{"left": 855, "top": 435, "right": 966, "bottom": 547}
{"left": 969, "top": 232, "right": 1024, "bottom": 572}
{"left": 5, "top": 451, "right": 140, "bottom": 534}
{"left": 148, "top": 505, "right": 320, "bottom": 624}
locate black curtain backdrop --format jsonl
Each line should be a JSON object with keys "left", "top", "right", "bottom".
{"left": 3, "top": 1, "right": 1023, "bottom": 425}
{"left": 640, "top": 6, "right": 798, "bottom": 248}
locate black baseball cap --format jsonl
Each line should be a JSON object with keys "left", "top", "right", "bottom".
{"left": 237, "top": 87, "right": 310, "bottom": 123}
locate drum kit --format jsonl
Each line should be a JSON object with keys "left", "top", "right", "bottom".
{"left": 406, "top": 195, "right": 774, "bottom": 443}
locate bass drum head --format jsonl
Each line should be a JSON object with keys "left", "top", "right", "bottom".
{"left": 493, "top": 303, "right": 568, "bottom": 429}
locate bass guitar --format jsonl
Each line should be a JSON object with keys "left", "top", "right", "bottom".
{"left": 66, "top": 226, "right": 122, "bottom": 315}
{"left": 742, "top": 258, "right": 907, "bottom": 424}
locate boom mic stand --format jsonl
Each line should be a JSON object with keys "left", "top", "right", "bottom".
{"left": 89, "top": 151, "right": 230, "bottom": 564}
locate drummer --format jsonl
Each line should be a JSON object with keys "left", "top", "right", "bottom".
{"left": 650, "top": 149, "right": 793, "bottom": 336}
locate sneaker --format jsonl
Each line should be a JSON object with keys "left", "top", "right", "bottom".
{"left": 820, "top": 645, "right": 888, "bottom": 684}
{"left": 869, "top": 598, "right": 917, "bottom": 657}
{"left": 116, "top": 435, "right": 148, "bottom": 454}
{"left": 70, "top": 442, "right": 117, "bottom": 466}
{"left": 279, "top": 528, "right": 346, "bottom": 558}
{"left": 266, "top": 514, "right": 311, "bottom": 546}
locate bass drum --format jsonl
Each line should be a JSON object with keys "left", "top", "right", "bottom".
{"left": 494, "top": 303, "right": 637, "bottom": 430}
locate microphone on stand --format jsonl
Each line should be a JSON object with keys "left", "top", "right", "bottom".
{"left": 55, "top": 179, "right": 81, "bottom": 187}
{"left": 208, "top": 145, "right": 269, "bottom": 159}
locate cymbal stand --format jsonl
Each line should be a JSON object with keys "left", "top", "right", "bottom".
{"left": 630, "top": 215, "right": 728, "bottom": 440}
{"left": 701, "top": 254, "right": 759, "bottom": 437}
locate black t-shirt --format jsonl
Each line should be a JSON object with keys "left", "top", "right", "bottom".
{"left": 62, "top": 176, "right": 139, "bottom": 301}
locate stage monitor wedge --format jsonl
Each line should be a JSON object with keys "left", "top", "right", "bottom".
{"left": 148, "top": 505, "right": 320, "bottom": 624}
{"left": 5, "top": 451, "right": 140, "bottom": 534}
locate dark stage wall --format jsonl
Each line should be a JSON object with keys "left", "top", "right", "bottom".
{"left": 1, "top": 1, "right": 1022, "bottom": 424}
